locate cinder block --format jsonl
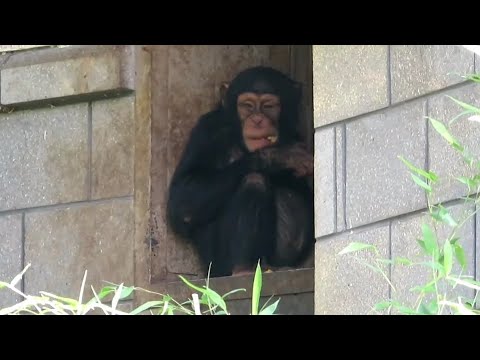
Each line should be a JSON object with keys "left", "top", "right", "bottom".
{"left": 336, "top": 125, "right": 345, "bottom": 232}
{"left": 345, "top": 100, "right": 426, "bottom": 228}
{"left": 315, "top": 224, "right": 390, "bottom": 315}
{"left": 0, "top": 104, "right": 88, "bottom": 211}
{"left": 391, "top": 45, "right": 474, "bottom": 103}
{"left": 0, "top": 45, "right": 50, "bottom": 53}
{"left": 0, "top": 214, "right": 22, "bottom": 309}
{"left": 92, "top": 96, "right": 135, "bottom": 199}
{"left": 391, "top": 204, "right": 475, "bottom": 312}
{"left": 314, "top": 127, "right": 336, "bottom": 237}
{"left": 313, "top": 45, "right": 389, "bottom": 126}
{"left": 1, "top": 48, "right": 134, "bottom": 105}
{"left": 24, "top": 199, "right": 134, "bottom": 300}
{"left": 428, "top": 83, "right": 480, "bottom": 204}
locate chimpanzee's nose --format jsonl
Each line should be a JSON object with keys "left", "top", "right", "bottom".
{"left": 250, "top": 114, "right": 264, "bottom": 125}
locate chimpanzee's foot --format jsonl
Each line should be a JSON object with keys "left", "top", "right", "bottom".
{"left": 232, "top": 265, "right": 255, "bottom": 276}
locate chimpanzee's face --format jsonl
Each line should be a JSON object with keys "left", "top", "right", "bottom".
{"left": 237, "top": 92, "right": 281, "bottom": 152}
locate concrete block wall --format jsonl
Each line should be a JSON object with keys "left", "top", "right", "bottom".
{"left": 0, "top": 45, "right": 136, "bottom": 308}
{"left": 313, "top": 45, "right": 479, "bottom": 314}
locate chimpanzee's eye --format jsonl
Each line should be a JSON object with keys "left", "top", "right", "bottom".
{"left": 239, "top": 102, "right": 254, "bottom": 111}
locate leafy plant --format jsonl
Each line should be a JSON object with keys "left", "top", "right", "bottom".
{"left": 0, "top": 261, "right": 280, "bottom": 315}
{"left": 339, "top": 73, "right": 480, "bottom": 315}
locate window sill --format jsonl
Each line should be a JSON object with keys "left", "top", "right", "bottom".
{"left": 147, "top": 267, "right": 314, "bottom": 302}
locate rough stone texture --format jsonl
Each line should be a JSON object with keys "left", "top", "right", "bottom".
{"left": 312, "top": 45, "right": 389, "bottom": 127}
{"left": 391, "top": 204, "right": 475, "bottom": 312}
{"left": 476, "top": 54, "right": 479, "bottom": 72}
{"left": 24, "top": 199, "right": 134, "bottom": 299}
{"left": 428, "top": 84, "right": 480, "bottom": 204}
{"left": 314, "top": 127, "right": 335, "bottom": 237}
{"left": 1, "top": 49, "right": 134, "bottom": 105}
{"left": 0, "top": 214, "right": 22, "bottom": 308}
{"left": 269, "top": 45, "right": 291, "bottom": 76}
{"left": 116, "top": 301, "right": 134, "bottom": 313}
{"left": 391, "top": 45, "right": 474, "bottom": 104}
{"left": 132, "top": 47, "right": 154, "bottom": 302}
{"left": 0, "top": 45, "right": 50, "bottom": 53}
{"left": 165, "top": 45, "right": 219, "bottom": 275}
{"left": 346, "top": 100, "right": 427, "bottom": 228}
{"left": 0, "top": 104, "right": 88, "bottom": 211}
{"left": 336, "top": 125, "right": 345, "bottom": 232}
{"left": 227, "top": 292, "right": 314, "bottom": 315}
{"left": 92, "top": 96, "right": 135, "bottom": 199}
{"left": 315, "top": 225, "right": 390, "bottom": 315}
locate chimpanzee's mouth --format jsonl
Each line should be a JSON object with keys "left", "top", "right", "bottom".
{"left": 245, "top": 134, "right": 278, "bottom": 150}
{"left": 247, "top": 135, "right": 278, "bottom": 143}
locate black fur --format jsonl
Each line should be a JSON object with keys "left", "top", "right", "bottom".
{"left": 166, "top": 66, "right": 314, "bottom": 277}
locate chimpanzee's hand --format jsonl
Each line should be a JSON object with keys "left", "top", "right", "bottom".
{"left": 253, "top": 143, "right": 313, "bottom": 177}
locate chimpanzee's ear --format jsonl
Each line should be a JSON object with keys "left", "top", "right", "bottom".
{"left": 220, "top": 82, "right": 230, "bottom": 107}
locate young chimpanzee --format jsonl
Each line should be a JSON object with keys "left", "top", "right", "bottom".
{"left": 166, "top": 66, "right": 314, "bottom": 277}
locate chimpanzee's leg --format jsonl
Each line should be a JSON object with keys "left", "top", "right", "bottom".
{"left": 267, "top": 187, "right": 314, "bottom": 268}
{"left": 192, "top": 221, "right": 230, "bottom": 278}
{"left": 218, "top": 172, "right": 277, "bottom": 275}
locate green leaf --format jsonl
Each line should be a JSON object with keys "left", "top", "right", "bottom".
{"left": 450, "top": 237, "right": 460, "bottom": 244}
{"left": 443, "top": 240, "right": 453, "bottom": 276}
{"left": 431, "top": 206, "right": 458, "bottom": 227}
{"left": 462, "top": 150, "right": 475, "bottom": 167}
{"left": 259, "top": 299, "right": 280, "bottom": 315}
{"left": 418, "top": 304, "right": 431, "bottom": 315}
{"left": 446, "top": 95, "right": 480, "bottom": 114}
{"left": 429, "top": 117, "right": 464, "bottom": 152}
{"left": 39, "top": 292, "right": 78, "bottom": 306}
{"left": 118, "top": 286, "right": 134, "bottom": 300}
{"left": 453, "top": 243, "right": 466, "bottom": 269}
{"left": 10, "top": 264, "right": 30, "bottom": 287}
{"left": 398, "top": 156, "right": 436, "bottom": 181}
{"left": 457, "top": 176, "right": 478, "bottom": 190}
{"left": 376, "top": 259, "right": 395, "bottom": 265}
{"left": 465, "top": 73, "right": 480, "bottom": 83}
{"left": 418, "top": 300, "right": 438, "bottom": 315}
{"left": 411, "top": 174, "right": 432, "bottom": 193}
{"left": 417, "top": 239, "right": 428, "bottom": 254}
{"left": 222, "top": 288, "right": 246, "bottom": 299}
{"left": 420, "top": 261, "right": 445, "bottom": 275}
{"left": 447, "top": 277, "right": 480, "bottom": 291}
{"left": 130, "top": 301, "right": 165, "bottom": 315}
{"left": 421, "top": 223, "right": 438, "bottom": 257}
{"left": 178, "top": 276, "right": 207, "bottom": 294}
{"left": 395, "top": 257, "right": 413, "bottom": 266}
{"left": 374, "top": 300, "right": 395, "bottom": 311}
{"left": 410, "top": 281, "right": 436, "bottom": 294}
{"left": 178, "top": 275, "right": 227, "bottom": 313}
{"left": 393, "top": 305, "right": 419, "bottom": 315}
{"left": 449, "top": 110, "right": 475, "bottom": 125}
{"left": 338, "top": 242, "right": 376, "bottom": 255}
{"left": 94, "top": 286, "right": 116, "bottom": 300}
{"left": 354, "top": 257, "right": 384, "bottom": 275}
{"left": 203, "top": 288, "right": 227, "bottom": 312}
{"left": 251, "top": 261, "right": 262, "bottom": 315}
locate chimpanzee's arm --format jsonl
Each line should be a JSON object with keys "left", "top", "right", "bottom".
{"left": 167, "top": 109, "right": 251, "bottom": 238}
